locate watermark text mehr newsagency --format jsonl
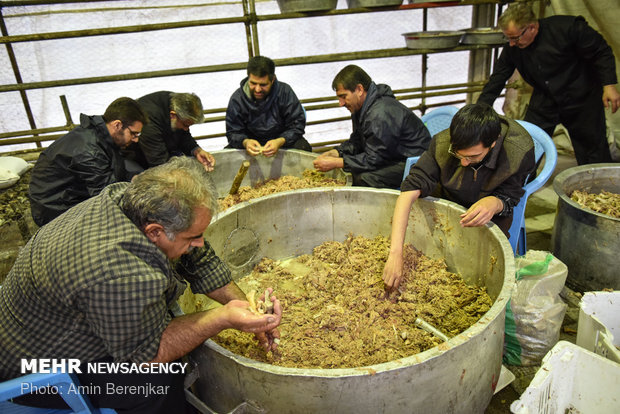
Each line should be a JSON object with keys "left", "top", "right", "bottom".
{"left": 21, "top": 359, "right": 188, "bottom": 375}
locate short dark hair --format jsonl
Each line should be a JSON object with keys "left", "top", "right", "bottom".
{"left": 247, "top": 56, "right": 275, "bottom": 80}
{"left": 449, "top": 103, "right": 501, "bottom": 150}
{"left": 332, "top": 65, "right": 372, "bottom": 92}
{"left": 103, "top": 97, "right": 149, "bottom": 127}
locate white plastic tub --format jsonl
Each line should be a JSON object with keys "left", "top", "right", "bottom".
{"left": 577, "top": 291, "right": 620, "bottom": 363}
{"left": 510, "top": 341, "right": 620, "bottom": 414}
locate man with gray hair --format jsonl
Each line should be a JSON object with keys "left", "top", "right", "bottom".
{"left": 477, "top": 3, "right": 620, "bottom": 165}
{"left": 124, "top": 91, "right": 216, "bottom": 172}
{"left": 1, "top": 157, "right": 281, "bottom": 413}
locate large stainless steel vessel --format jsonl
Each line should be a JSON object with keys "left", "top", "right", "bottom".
{"left": 551, "top": 163, "right": 620, "bottom": 292}
{"left": 191, "top": 188, "right": 515, "bottom": 413}
{"left": 209, "top": 149, "right": 351, "bottom": 198}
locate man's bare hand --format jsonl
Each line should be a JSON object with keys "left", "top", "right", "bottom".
{"left": 262, "top": 138, "right": 286, "bottom": 157}
{"left": 243, "top": 139, "right": 263, "bottom": 156}
{"left": 194, "top": 148, "right": 215, "bottom": 172}
{"left": 382, "top": 252, "right": 404, "bottom": 291}
{"left": 602, "top": 84, "right": 620, "bottom": 114}
{"left": 459, "top": 196, "right": 503, "bottom": 227}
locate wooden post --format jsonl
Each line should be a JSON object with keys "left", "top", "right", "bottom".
{"left": 229, "top": 160, "right": 251, "bottom": 195}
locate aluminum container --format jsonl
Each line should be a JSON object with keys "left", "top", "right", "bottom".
{"left": 347, "top": 0, "right": 403, "bottom": 8}
{"left": 460, "top": 27, "right": 505, "bottom": 45}
{"left": 276, "top": 0, "right": 337, "bottom": 13}
{"left": 402, "top": 31, "right": 465, "bottom": 49}
{"left": 209, "top": 149, "right": 351, "bottom": 199}
{"left": 551, "top": 163, "right": 620, "bottom": 292}
{"left": 190, "top": 188, "right": 515, "bottom": 413}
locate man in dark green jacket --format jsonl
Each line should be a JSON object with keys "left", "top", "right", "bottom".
{"left": 383, "top": 103, "right": 535, "bottom": 291}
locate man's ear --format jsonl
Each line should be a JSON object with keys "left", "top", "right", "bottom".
{"left": 110, "top": 119, "right": 123, "bottom": 131}
{"left": 355, "top": 84, "right": 364, "bottom": 95}
{"left": 144, "top": 223, "right": 165, "bottom": 243}
{"left": 170, "top": 111, "right": 177, "bottom": 121}
{"left": 491, "top": 140, "right": 497, "bottom": 148}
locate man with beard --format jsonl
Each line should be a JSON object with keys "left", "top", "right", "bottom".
{"left": 29, "top": 97, "right": 148, "bottom": 226}
{"left": 225, "top": 55, "right": 311, "bottom": 156}
{"left": 123, "top": 91, "right": 215, "bottom": 172}
{"left": 382, "top": 103, "right": 536, "bottom": 291}
{"left": 313, "top": 64, "right": 431, "bottom": 189}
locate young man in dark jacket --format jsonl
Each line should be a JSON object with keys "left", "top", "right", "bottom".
{"left": 477, "top": 3, "right": 620, "bottom": 165}
{"left": 29, "top": 97, "right": 148, "bottom": 226}
{"left": 383, "top": 103, "right": 536, "bottom": 291}
{"left": 225, "top": 55, "right": 311, "bottom": 156}
{"left": 313, "top": 64, "right": 431, "bottom": 189}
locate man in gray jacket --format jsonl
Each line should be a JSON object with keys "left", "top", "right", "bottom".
{"left": 314, "top": 65, "right": 431, "bottom": 188}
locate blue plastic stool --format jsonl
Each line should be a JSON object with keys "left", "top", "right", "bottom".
{"left": 0, "top": 371, "right": 116, "bottom": 414}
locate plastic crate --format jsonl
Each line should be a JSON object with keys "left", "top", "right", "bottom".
{"left": 576, "top": 291, "right": 620, "bottom": 363}
{"left": 510, "top": 341, "right": 620, "bottom": 414}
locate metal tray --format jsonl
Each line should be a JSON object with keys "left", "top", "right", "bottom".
{"left": 402, "top": 31, "right": 465, "bottom": 49}
{"left": 347, "top": 0, "right": 403, "bottom": 8}
{"left": 276, "top": 0, "right": 337, "bottom": 13}
{"left": 460, "top": 27, "right": 505, "bottom": 45}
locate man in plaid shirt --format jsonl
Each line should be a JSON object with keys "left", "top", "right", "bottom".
{"left": 0, "top": 157, "right": 281, "bottom": 413}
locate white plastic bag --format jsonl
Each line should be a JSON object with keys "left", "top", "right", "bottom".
{"left": 504, "top": 250, "right": 568, "bottom": 366}
{"left": 0, "top": 156, "right": 32, "bottom": 189}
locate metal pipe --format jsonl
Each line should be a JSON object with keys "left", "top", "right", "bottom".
{"left": 0, "top": 16, "right": 248, "bottom": 44}
{"left": 0, "top": 44, "right": 497, "bottom": 93}
{"left": 249, "top": 0, "right": 260, "bottom": 57}
{"left": 0, "top": 8, "right": 40, "bottom": 146}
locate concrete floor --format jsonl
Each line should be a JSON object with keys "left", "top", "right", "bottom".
{"left": 485, "top": 148, "right": 580, "bottom": 413}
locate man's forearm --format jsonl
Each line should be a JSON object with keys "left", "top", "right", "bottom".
{"left": 208, "top": 281, "right": 246, "bottom": 304}
{"left": 150, "top": 308, "right": 227, "bottom": 363}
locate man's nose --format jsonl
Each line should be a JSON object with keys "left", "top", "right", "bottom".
{"left": 191, "top": 237, "right": 205, "bottom": 248}
{"left": 338, "top": 98, "right": 345, "bottom": 107}
{"left": 460, "top": 159, "right": 470, "bottom": 167}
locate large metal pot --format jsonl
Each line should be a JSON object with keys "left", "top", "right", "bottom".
{"left": 209, "top": 149, "right": 351, "bottom": 199}
{"left": 551, "top": 163, "right": 620, "bottom": 292}
{"left": 190, "top": 188, "right": 515, "bottom": 413}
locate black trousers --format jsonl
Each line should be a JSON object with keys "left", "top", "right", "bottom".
{"left": 13, "top": 357, "right": 194, "bottom": 414}
{"left": 352, "top": 161, "right": 407, "bottom": 189}
{"left": 525, "top": 89, "right": 612, "bottom": 165}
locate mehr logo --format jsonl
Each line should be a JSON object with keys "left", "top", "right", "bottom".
{"left": 21, "top": 359, "right": 82, "bottom": 374}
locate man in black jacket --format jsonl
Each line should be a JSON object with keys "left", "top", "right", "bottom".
{"left": 225, "top": 56, "right": 311, "bottom": 156}
{"left": 313, "top": 64, "right": 431, "bottom": 188}
{"left": 477, "top": 3, "right": 620, "bottom": 165}
{"left": 29, "top": 97, "right": 148, "bottom": 227}
{"left": 123, "top": 91, "right": 215, "bottom": 171}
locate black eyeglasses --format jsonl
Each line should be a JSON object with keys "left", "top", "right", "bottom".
{"left": 447, "top": 144, "right": 483, "bottom": 162}
{"left": 503, "top": 25, "right": 530, "bottom": 43}
{"left": 125, "top": 126, "right": 141, "bottom": 138}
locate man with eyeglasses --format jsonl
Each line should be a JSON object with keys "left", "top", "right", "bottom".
{"left": 382, "top": 103, "right": 535, "bottom": 291}
{"left": 29, "top": 97, "right": 148, "bottom": 227}
{"left": 123, "top": 91, "right": 216, "bottom": 173}
{"left": 477, "top": 3, "right": 620, "bottom": 165}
